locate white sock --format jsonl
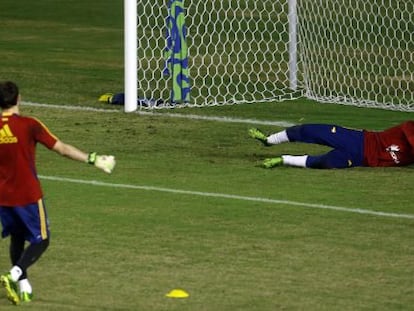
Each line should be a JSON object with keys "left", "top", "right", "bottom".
{"left": 10, "top": 266, "right": 23, "bottom": 282}
{"left": 282, "top": 155, "right": 308, "bottom": 167}
{"left": 267, "top": 130, "right": 289, "bottom": 145}
{"left": 18, "top": 279, "right": 32, "bottom": 294}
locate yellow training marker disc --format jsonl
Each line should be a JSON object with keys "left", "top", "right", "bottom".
{"left": 166, "top": 289, "right": 189, "bottom": 298}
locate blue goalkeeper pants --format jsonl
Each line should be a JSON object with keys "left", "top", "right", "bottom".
{"left": 286, "top": 124, "right": 365, "bottom": 169}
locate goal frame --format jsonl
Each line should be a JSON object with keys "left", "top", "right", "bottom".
{"left": 124, "top": 0, "right": 299, "bottom": 112}
{"left": 125, "top": 0, "right": 413, "bottom": 112}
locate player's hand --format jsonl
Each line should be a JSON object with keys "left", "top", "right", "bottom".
{"left": 88, "top": 152, "right": 116, "bottom": 174}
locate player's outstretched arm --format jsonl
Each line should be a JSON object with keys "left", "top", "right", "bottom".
{"left": 52, "top": 140, "right": 116, "bottom": 174}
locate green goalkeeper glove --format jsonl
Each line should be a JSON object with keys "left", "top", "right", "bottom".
{"left": 87, "top": 152, "right": 116, "bottom": 174}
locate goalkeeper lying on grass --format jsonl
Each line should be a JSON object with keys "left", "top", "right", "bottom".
{"left": 0, "top": 81, "right": 116, "bottom": 305}
{"left": 249, "top": 122, "right": 414, "bottom": 169}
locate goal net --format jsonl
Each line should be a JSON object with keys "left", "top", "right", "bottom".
{"left": 130, "top": 0, "right": 413, "bottom": 111}
{"left": 298, "top": 1, "right": 414, "bottom": 111}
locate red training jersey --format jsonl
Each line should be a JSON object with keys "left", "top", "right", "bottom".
{"left": 0, "top": 112, "right": 58, "bottom": 206}
{"left": 363, "top": 121, "right": 414, "bottom": 167}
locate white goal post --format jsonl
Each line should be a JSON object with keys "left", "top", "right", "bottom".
{"left": 124, "top": 0, "right": 137, "bottom": 112}
{"left": 125, "top": 0, "right": 414, "bottom": 112}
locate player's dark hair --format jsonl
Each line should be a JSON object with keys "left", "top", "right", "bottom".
{"left": 0, "top": 81, "right": 19, "bottom": 109}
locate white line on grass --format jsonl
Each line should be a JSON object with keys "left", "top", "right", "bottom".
{"left": 40, "top": 175, "right": 414, "bottom": 220}
{"left": 22, "top": 101, "right": 295, "bottom": 127}
{"left": 30, "top": 101, "right": 412, "bottom": 220}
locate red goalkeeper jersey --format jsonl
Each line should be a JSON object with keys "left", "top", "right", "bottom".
{"left": 0, "top": 112, "right": 58, "bottom": 206}
{"left": 363, "top": 121, "right": 414, "bottom": 167}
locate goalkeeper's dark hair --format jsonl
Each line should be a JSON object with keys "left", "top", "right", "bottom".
{"left": 0, "top": 81, "right": 19, "bottom": 109}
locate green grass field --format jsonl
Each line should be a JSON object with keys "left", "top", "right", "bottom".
{"left": 0, "top": 1, "right": 414, "bottom": 310}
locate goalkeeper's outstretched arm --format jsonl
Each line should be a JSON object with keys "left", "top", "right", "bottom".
{"left": 52, "top": 140, "right": 116, "bottom": 174}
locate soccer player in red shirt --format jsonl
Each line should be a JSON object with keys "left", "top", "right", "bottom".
{"left": 248, "top": 122, "right": 414, "bottom": 169}
{"left": 0, "top": 81, "right": 116, "bottom": 305}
